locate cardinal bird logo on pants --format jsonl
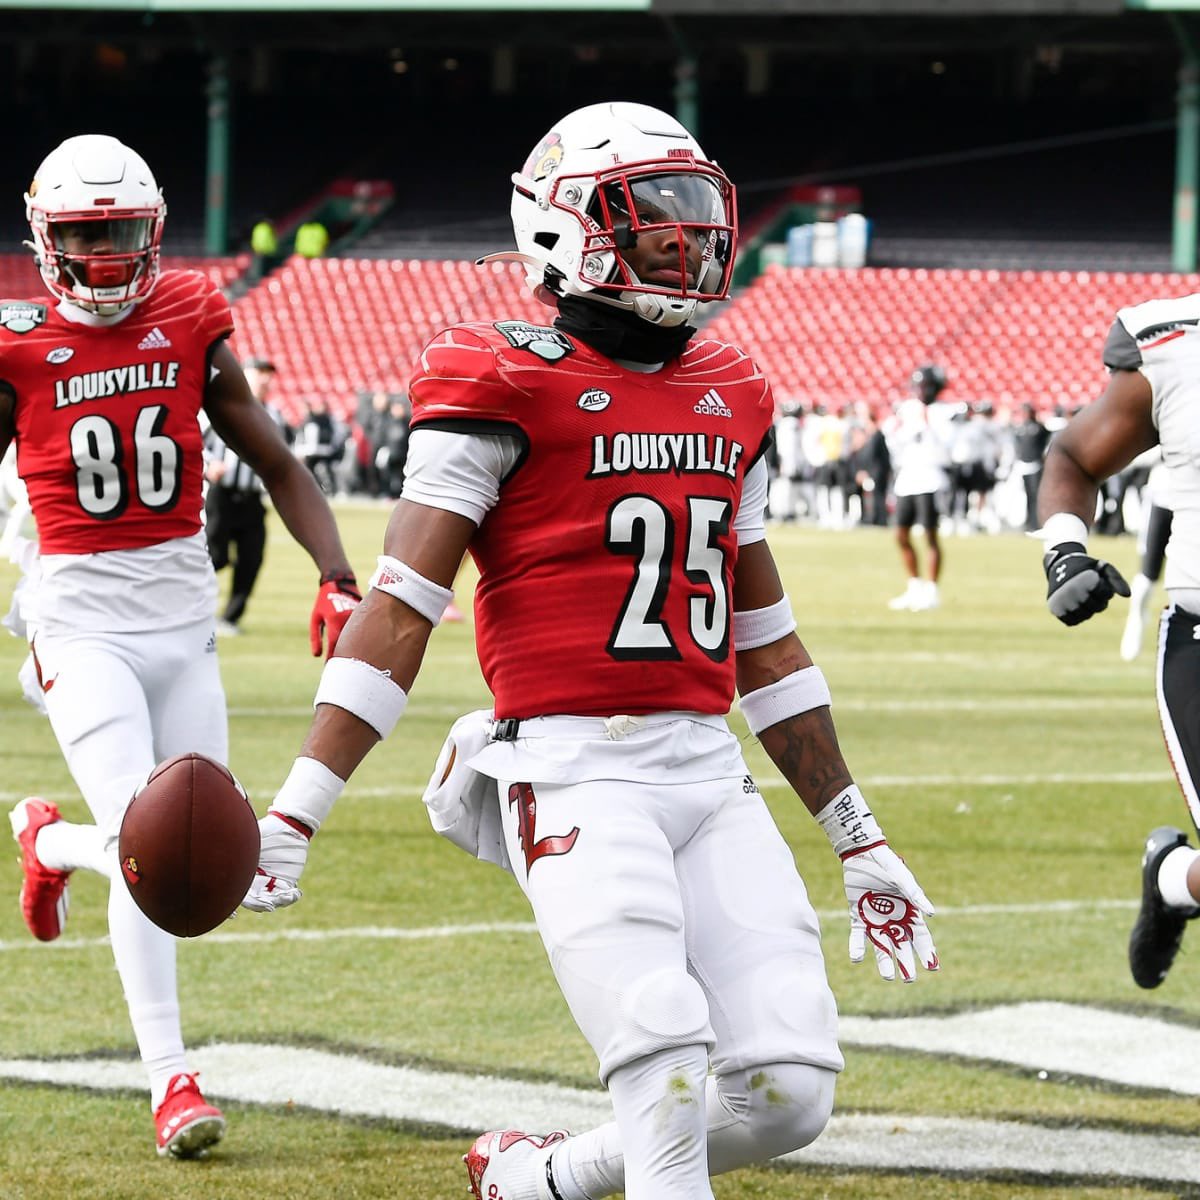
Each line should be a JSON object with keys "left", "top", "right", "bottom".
{"left": 508, "top": 782, "right": 579, "bottom": 874}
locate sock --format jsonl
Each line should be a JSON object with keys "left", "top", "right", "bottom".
{"left": 558, "top": 1045, "right": 711, "bottom": 1200}
{"left": 107, "top": 878, "right": 187, "bottom": 1109}
{"left": 1157, "top": 845, "right": 1200, "bottom": 910}
{"left": 1129, "top": 572, "right": 1154, "bottom": 618}
{"left": 36, "top": 819, "right": 113, "bottom": 877}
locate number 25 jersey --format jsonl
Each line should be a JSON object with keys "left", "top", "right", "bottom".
{"left": 409, "top": 321, "right": 775, "bottom": 720}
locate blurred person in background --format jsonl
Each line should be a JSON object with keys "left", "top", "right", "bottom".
{"left": 854, "top": 407, "right": 891, "bottom": 527}
{"left": 884, "top": 363, "right": 953, "bottom": 611}
{"left": 203, "top": 357, "right": 286, "bottom": 636}
{"left": 1013, "top": 401, "right": 1051, "bottom": 532}
{"left": 294, "top": 395, "right": 345, "bottom": 494}
{"left": 294, "top": 219, "right": 329, "bottom": 259}
{"left": 381, "top": 393, "right": 412, "bottom": 500}
{"left": 248, "top": 215, "right": 280, "bottom": 283}
{"left": 1037, "top": 288, "right": 1200, "bottom": 993}
{"left": 767, "top": 400, "right": 809, "bottom": 521}
{"left": 0, "top": 134, "right": 360, "bottom": 1158}
{"left": 946, "top": 402, "right": 999, "bottom": 535}
{"left": 238, "top": 100, "right": 937, "bottom": 1200}
{"left": 1119, "top": 447, "right": 1173, "bottom": 662}
{"left": 359, "top": 388, "right": 394, "bottom": 497}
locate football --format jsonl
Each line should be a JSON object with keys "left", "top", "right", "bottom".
{"left": 118, "top": 753, "right": 260, "bottom": 938}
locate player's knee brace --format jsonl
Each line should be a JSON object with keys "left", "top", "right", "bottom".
{"left": 706, "top": 1061, "right": 836, "bottom": 1174}
{"left": 598, "top": 968, "right": 714, "bottom": 1083}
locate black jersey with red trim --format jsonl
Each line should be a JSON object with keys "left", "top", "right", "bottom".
{"left": 1, "top": 271, "right": 232, "bottom": 555}
{"left": 409, "top": 319, "right": 775, "bottom": 720}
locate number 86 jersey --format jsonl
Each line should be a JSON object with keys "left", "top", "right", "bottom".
{"left": 409, "top": 321, "right": 776, "bottom": 720}
{"left": 2, "top": 271, "right": 232, "bottom": 555}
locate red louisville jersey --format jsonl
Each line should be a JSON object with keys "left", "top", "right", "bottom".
{"left": 410, "top": 319, "right": 775, "bottom": 720}
{"left": 1, "top": 271, "right": 233, "bottom": 554}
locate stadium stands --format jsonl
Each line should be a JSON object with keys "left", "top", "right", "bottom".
{"left": 705, "top": 265, "right": 1200, "bottom": 415}
{"left": 4, "top": 247, "right": 1195, "bottom": 424}
{"left": 228, "top": 255, "right": 547, "bottom": 421}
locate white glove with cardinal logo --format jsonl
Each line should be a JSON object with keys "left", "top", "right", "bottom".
{"left": 816, "top": 786, "right": 939, "bottom": 983}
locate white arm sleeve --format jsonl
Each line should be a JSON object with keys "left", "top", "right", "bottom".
{"left": 734, "top": 457, "right": 769, "bottom": 547}
{"left": 399, "top": 427, "right": 521, "bottom": 525}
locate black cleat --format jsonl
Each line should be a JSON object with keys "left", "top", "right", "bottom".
{"left": 1129, "top": 826, "right": 1200, "bottom": 989}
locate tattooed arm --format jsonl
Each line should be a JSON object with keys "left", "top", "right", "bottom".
{"left": 732, "top": 540, "right": 853, "bottom": 816}
{"left": 733, "top": 539, "right": 938, "bottom": 982}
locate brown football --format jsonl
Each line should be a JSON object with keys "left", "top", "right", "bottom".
{"left": 118, "top": 753, "right": 260, "bottom": 937}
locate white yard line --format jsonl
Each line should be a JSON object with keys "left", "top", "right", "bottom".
{"left": 0, "top": 900, "right": 1137, "bottom": 956}
{"left": 1, "top": 1018, "right": 1198, "bottom": 1185}
{"left": 0, "top": 902, "right": 1142, "bottom": 955}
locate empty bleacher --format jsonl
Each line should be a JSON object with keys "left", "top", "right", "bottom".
{"left": 228, "top": 255, "right": 547, "bottom": 421}
{"left": 5, "top": 247, "right": 1196, "bottom": 424}
{"left": 704, "top": 264, "right": 1200, "bottom": 414}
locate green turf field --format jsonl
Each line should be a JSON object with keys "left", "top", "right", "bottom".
{"left": 0, "top": 506, "right": 1197, "bottom": 1199}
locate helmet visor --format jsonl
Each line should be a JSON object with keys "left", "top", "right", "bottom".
{"left": 49, "top": 216, "right": 154, "bottom": 256}
{"left": 592, "top": 167, "right": 735, "bottom": 300}
{"left": 617, "top": 172, "right": 729, "bottom": 228}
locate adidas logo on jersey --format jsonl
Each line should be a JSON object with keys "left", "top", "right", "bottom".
{"left": 137, "top": 326, "right": 172, "bottom": 350}
{"left": 693, "top": 388, "right": 732, "bottom": 418}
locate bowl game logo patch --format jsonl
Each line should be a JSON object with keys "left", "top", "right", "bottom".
{"left": 0, "top": 302, "right": 47, "bottom": 334}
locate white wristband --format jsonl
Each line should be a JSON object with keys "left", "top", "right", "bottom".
{"left": 313, "top": 656, "right": 408, "bottom": 739}
{"left": 272, "top": 755, "right": 346, "bottom": 835}
{"left": 739, "top": 665, "right": 831, "bottom": 735}
{"left": 733, "top": 594, "right": 797, "bottom": 651}
{"left": 1038, "top": 512, "right": 1089, "bottom": 551}
{"left": 815, "top": 784, "right": 886, "bottom": 860}
{"left": 368, "top": 555, "right": 454, "bottom": 625}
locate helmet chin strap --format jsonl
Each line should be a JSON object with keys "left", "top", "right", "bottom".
{"left": 631, "top": 291, "right": 697, "bottom": 328}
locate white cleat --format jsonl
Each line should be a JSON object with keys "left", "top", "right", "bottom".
{"left": 464, "top": 1129, "right": 570, "bottom": 1200}
{"left": 887, "top": 579, "right": 922, "bottom": 611}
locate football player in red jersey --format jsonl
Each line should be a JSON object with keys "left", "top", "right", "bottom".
{"left": 244, "top": 103, "right": 937, "bottom": 1199}
{"left": 0, "top": 134, "right": 360, "bottom": 1158}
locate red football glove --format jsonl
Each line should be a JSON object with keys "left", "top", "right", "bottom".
{"left": 309, "top": 572, "right": 361, "bottom": 658}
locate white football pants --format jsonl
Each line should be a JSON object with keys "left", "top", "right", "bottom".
{"left": 31, "top": 618, "right": 227, "bottom": 1103}
{"left": 488, "top": 720, "right": 842, "bottom": 1198}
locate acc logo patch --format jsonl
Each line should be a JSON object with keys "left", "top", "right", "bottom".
{"left": 577, "top": 388, "right": 612, "bottom": 412}
{"left": 46, "top": 346, "right": 74, "bottom": 365}
{"left": 120, "top": 855, "right": 140, "bottom": 886}
{"left": 0, "top": 302, "right": 47, "bottom": 334}
{"left": 494, "top": 321, "right": 574, "bottom": 362}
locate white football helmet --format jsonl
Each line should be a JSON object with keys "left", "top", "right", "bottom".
{"left": 509, "top": 101, "right": 736, "bottom": 328}
{"left": 25, "top": 134, "right": 166, "bottom": 315}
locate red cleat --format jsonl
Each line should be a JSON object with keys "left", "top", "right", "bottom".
{"left": 9, "top": 797, "right": 70, "bottom": 942}
{"left": 154, "top": 1072, "right": 225, "bottom": 1159}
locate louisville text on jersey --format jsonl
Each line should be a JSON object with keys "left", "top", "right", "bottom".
{"left": 54, "top": 361, "right": 181, "bottom": 408}
{"left": 587, "top": 432, "right": 745, "bottom": 479}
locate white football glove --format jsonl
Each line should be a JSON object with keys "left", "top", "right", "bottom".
{"left": 842, "top": 845, "right": 938, "bottom": 983}
{"left": 241, "top": 812, "right": 310, "bottom": 913}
